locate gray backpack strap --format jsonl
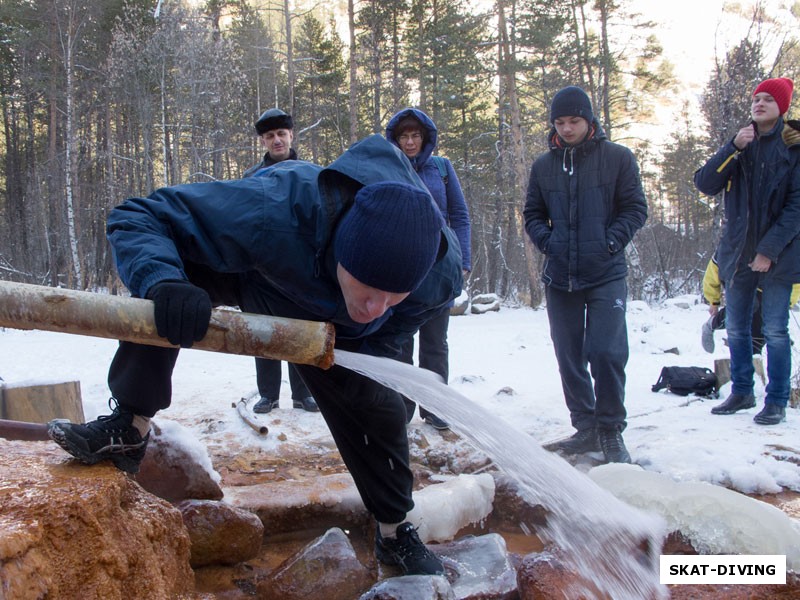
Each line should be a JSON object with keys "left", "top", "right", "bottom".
{"left": 431, "top": 155, "right": 448, "bottom": 185}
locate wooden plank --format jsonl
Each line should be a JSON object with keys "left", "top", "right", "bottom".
{"left": 1, "top": 381, "right": 84, "bottom": 424}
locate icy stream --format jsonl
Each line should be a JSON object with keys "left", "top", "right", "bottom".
{"left": 335, "top": 349, "right": 668, "bottom": 600}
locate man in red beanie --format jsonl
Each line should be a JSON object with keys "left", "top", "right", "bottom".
{"left": 695, "top": 77, "right": 800, "bottom": 425}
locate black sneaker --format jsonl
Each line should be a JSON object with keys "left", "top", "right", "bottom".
{"left": 292, "top": 396, "right": 319, "bottom": 412}
{"left": 544, "top": 428, "right": 599, "bottom": 454}
{"left": 47, "top": 400, "right": 149, "bottom": 474}
{"left": 253, "top": 396, "right": 280, "bottom": 413}
{"left": 753, "top": 403, "right": 786, "bottom": 425}
{"left": 423, "top": 413, "right": 450, "bottom": 431}
{"left": 711, "top": 393, "right": 756, "bottom": 415}
{"left": 598, "top": 428, "right": 631, "bottom": 464}
{"left": 375, "top": 522, "right": 444, "bottom": 575}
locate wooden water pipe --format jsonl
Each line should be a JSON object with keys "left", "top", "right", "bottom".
{"left": 0, "top": 280, "right": 335, "bottom": 369}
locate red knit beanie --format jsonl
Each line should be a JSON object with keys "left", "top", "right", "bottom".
{"left": 753, "top": 77, "right": 794, "bottom": 115}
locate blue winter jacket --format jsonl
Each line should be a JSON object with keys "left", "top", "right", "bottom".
{"left": 106, "top": 135, "right": 463, "bottom": 358}
{"left": 694, "top": 119, "right": 800, "bottom": 285}
{"left": 524, "top": 119, "right": 647, "bottom": 291}
{"left": 385, "top": 108, "right": 472, "bottom": 272}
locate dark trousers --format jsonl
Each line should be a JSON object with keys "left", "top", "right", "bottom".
{"left": 107, "top": 272, "right": 414, "bottom": 524}
{"left": 399, "top": 309, "right": 449, "bottom": 420}
{"left": 255, "top": 358, "right": 311, "bottom": 401}
{"left": 545, "top": 278, "right": 629, "bottom": 432}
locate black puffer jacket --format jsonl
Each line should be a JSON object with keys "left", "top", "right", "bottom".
{"left": 524, "top": 119, "right": 647, "bottom": 291}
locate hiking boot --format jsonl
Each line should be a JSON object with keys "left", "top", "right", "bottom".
{"left": 598, "top": 428, "right": 632, "bottom": 464}
{"left": 710, "top": 393, "right": 756, "bottom": 415}
{"left": 701, "top": 319, "right": 715, "bottom": 353}
{"left": 544, "top": 428, "right": 599, "bottom": 454}
{"left": 47, "top": 400, "right": 149, "bottom": 474}
{"left": 292, "top": 396, "right": 319, "bottom": 412}
{"left": 423, "top": 413, "right": 450, "bottom": 431}
{"left": 253, "top": 396, "right": 279, "bottom": 413}
{"left": 753, "top": 403, "right": 786, "bottom": 425}
{"left": 375, "top": 522, "right": 444, "bottom": 575}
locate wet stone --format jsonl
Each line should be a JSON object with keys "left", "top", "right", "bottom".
{"left": 430, "top": 533, "right": 517, "bottom": 599}
{"left": 517, "top": 551, "right": 609, "bottom": 600}
{"left": 177, "top": 499, "right": 263, "bottom": 568}
{"left": 0, "top": 439, "right": 193, "bottom": 599}
{"left": 359, "top": 575, "right": 455, "bottom": 599}
{"left": 257, "top": 527, "right": 370, "bottom": 599}
{"left": 136, "top": 422, "right": 223, "bottom": 503}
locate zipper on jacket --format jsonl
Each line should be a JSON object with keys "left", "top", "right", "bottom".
{"left": 314, "top": 251, "right": 322, "bottom": 278}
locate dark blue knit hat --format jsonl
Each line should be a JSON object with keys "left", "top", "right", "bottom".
{"left": 334, "top": 182, "right": 444, "bottom": 293}
{"left": 550, "top": 86, "right": 593, "bottom": 123}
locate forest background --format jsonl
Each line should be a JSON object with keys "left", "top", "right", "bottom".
{"left": 1, "top": 0, "right": 799, "bottom": 307}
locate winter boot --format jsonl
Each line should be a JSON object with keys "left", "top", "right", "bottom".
{"left": 597, "top": 428, "right": 632, "bottom": 464}
{"left": 292, "top": 396, "right": 319, "bottom": 412}
{"left": 544, "top": 428, "right": 599, "bottom": 454}
{"left": 753, "top": 403, "right": 786, "bottom": 425}
{"left": 423, "top": 413, "right": 450, "bottom": 431}
{"left": 253, "top": 396, "right": 280, "bottom": 413}
{"left": 710, "top": 393, "right": 756, "bottom": 415}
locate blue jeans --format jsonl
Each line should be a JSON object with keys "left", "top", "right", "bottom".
{"left": 725, "top": 271, "right": 792, "bottom": 406}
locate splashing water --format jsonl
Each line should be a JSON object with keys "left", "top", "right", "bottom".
{"left": 335, "top": 349, "right": 668, "bottom": 600}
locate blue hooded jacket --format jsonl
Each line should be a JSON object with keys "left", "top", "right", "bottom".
{"left": 106, "top": 135, "right": 463, "bottom": 357}
{"left": 385, "top": 108, "right": 472, "bottom": 272}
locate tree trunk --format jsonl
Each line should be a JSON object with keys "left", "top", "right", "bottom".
{"left": 348, "top": 0, "right": 358, "bottom": 144}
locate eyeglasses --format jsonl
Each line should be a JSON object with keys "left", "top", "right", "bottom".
{"left": 398, "top": 132, "right": 422, "bottom": 142}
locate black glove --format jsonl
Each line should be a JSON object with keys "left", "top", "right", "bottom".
{"left": 146, "top": 280, "right": 212, "bottom": 348}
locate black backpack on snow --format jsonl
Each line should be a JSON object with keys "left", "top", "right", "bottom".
{"left": 651, "top": 366, "right": 718, "bottom": 398}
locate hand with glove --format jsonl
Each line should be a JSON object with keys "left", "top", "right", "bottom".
{"left": 146, "top": 280, "right": 212, "bottom": 348}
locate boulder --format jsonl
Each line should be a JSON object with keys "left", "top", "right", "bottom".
{"left": 257, "top": 527, "right": 370, "bottom": 599}
{"left": 136, "top": 420, "right": 224, "bottom": 503}
{"left": 360, "top": 575, "right": 454, "bottom": 599}
{"left": 470, "top": 294, "right": 500, "bottom": 314}
{"left": 223, "top": 472, "right": 370, "bottom": 535}
{"left": 177, "top": 499, "right": 263, "bottom": 568}
{"left": 0, "top": 439, "right": 193, "bottom": 599}
{"left": 517, "top": 551, "right": 604, "bottom": 600}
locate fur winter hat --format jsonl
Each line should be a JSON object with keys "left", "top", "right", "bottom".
{"left": 254, "top": 108, "right": 294, "bottom": 135}
{"left": 550, "top": 86, "right": 594, "bottom": 123}
{"left": 334, "top": 182, "right": 444, "bottom": 293}
{"left": 753, "top": 78, "right": 794, "bottom": 115}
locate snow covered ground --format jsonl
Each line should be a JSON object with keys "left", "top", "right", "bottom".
{"left": 2, "top": 292, "right": 800, "bottom": 497}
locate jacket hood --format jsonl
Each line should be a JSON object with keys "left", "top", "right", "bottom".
{"left": 316, "top": 134, "right": 433, "bottom": 252}
{"left": 385, "top": 108, "right": 438, "bottom": 168}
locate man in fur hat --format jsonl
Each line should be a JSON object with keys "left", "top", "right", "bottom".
{"left": 242, "top": 108, "right": 318, "bottom": 414}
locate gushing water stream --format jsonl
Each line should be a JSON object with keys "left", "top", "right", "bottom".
{"left": 335, "top": 349, "right": 668, "bottom": 599}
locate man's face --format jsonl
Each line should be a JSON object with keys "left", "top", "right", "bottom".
{"left": 337, "top": 264, "right": 410, "bottom": 324}
{"left": 397, "top": 129, "right": 424, "bottom": 158}
{"left": 260, "top": 128, "right": 294, "bottom": 161}
{"left": 553, "top": 116, "right": 589, "bottom": 146}
{"left": 751, "top": 92, "right": 781, "bottom": 130}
